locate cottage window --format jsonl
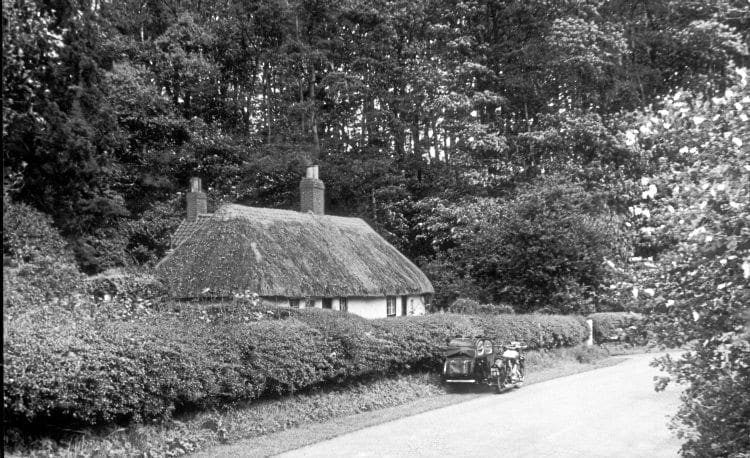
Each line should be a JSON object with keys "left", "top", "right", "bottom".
{"left": 322, "top": 298, "right": 332, "bottom": 309}
{"left": 387, "top": 296, "right": 397, "bottom": 317}
{"left": 339, "top": 297, "right": 348, "bottom": 312}
{"left": 289, "top": 298, "right": 300, "bottom": 308}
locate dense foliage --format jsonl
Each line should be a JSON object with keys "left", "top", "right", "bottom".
{"left": 421, "top": 177, "right": 626, "bottom": 311}
{"left": 3, "top": 0, "right": 747, "bottom": 279}
{"left": 447, "top": 298, "right": 514, "bottom": 315}
{"left": 622, "top": 73, "right": 750, "bottom": 456}
{"left": 4, "top": 305, "right": 587, "bottom": 431}
{"left": 587, "top": 312, "right": 644, "bottom": 344}
{"left": 3, "top": 195, "right": 85, "bottom": 304}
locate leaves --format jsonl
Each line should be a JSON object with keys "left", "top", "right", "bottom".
{"left": 623, "top": 71, "right": 750, "bottom": 456}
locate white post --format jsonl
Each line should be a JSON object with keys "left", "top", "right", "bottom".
{"left": 586, "top": 319, "right": 594, "bottom": 346}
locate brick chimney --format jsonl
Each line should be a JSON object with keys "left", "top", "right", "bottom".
{"left": 186, "top": 177, "right": 207, "bottom": 221}
{"left": 300, "top": 165, "right": 324, "bottom": 215}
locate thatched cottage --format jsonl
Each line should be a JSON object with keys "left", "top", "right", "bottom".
{"left": 156, "top": 166, "right": 434, "bottom": 318}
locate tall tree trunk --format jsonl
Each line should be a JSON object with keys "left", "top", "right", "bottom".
{"left": 309, "top": 63, "right": 320, "bottom": 160}
{"left": 264, "top": 61, "right": 272, "bottom": 144}
{"left": 411, "top": 120, "right": 420, "bottom": 158}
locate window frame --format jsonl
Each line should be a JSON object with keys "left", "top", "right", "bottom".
{"left": 289, "top": 298, "right": 300, "bottom": 309}
{"left": 322, "top": 297, "right": 332, "bottom": 309}
{"left": 386, "top": 296, "right": 397, "bottom": 317}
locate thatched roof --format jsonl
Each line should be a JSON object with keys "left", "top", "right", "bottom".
{"left": 171, "top": 214, "right": 212, "bottom": 248}
{"left": 156, "top": 204, "right": 434, "bottom": 299}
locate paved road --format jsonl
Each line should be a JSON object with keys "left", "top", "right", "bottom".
{"left": 278, "top": 354, "right": 683, "bottom": 458}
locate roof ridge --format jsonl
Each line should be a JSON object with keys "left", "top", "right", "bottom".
{"left": 213, "top": 203, "right": 370, "bottom": 228}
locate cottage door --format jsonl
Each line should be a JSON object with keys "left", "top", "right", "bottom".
{"left": 401, "top": 296, "right": 408, "bottom": 316}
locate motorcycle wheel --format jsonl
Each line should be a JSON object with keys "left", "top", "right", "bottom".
{"left": 495, "top": 367, "right": 507, "bottom": 394}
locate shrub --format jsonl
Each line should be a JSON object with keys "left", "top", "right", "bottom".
{"left": 125, "top": 200, "right": 183, "bottom": 266}
{"left": 476, "top": 314, "right": 589, "bottom": 349}
{"left": 419, "top": 176, "right": 627, "bottom": 313}
{"left": 447, "top": 298, "right": 515, "bottom": 315}
{"left": 84, "top": 270, "right": 167, "bottom": 302}
{"left": 588, "top": 312, "right": 644, "bottom": 344}
{"left": 3, "top": 196, "right": 85, "bottom": 306}
{"left": 3, "top": 308, "right": 588, "bottom": 433}
{"left": 3, "top": 196, "right": 73, "bottom": 265}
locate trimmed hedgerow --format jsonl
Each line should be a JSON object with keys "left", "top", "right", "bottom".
{"left": 447, "top": 298, "right": 515, "bottom": 315}
{"left": 84, "top": 271, "right": 167, "bottom": 302}
{"left": 588, "top": 312, "right": 644, "bottom": 343}
{"left": 4, "top": 307, "right": 588, "bottom": 432}
{"left": 475, "top": 314, "right": 589, "bottom": 349}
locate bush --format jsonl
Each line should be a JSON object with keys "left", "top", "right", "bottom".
{"left": 447, "top": 298, "right": 515, "bottom": 315}
{"left": 3, "top": 197, "right": 85, "bottom": 305}
{"left": 84, "top": 270, "right": 167, "bottom": 302}
{"left": 588, "top": 312, "right": 644, "bottom": 344}
{"left": 477, "top": 314, "right": 589, "bottom": 349}
{"left": 420, "top": 176, "right": 627, "bottom": 313}
{"left": 3, "top": 308, "right": 588, "bottom": 432}
{"left": 3, "top": 196, "right": 73, "bottom": 265}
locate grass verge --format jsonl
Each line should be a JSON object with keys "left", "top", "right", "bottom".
{"left": 5, "top": 345, "right": 651, "bottom": 458}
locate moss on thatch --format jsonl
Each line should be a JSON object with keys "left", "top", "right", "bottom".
{"left": 156, "top": 204, "right": 434, "bottom": 299}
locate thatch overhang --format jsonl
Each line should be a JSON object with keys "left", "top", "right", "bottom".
{"left": 156, "top": 204, "right": 434, "bottom": 299}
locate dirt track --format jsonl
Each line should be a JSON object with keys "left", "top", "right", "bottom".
{"left": 277, "top": 353, "right": 683, "bottom": 458}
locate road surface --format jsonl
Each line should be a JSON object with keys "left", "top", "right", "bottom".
{"left": 278, "top": 353, "right": 683, "bottom": 458}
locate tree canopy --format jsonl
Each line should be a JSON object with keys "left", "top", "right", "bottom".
{"left": 4, "top": 0, "right": 747, "bottom": 273}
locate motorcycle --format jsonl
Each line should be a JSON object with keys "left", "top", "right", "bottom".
{"left": 441, "top": 337, "right": 527, "bottom": 393}
{"left": 490, "top": 341, "right": 527, "bottom": 392}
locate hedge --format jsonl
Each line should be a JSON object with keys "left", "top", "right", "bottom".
{"left": 588, "top": 312, "right": 644, "bottom": 343}
{"left": 447, "top": 298, "right": 515, "bottom": 315}
{"left": 4, "top": 307, "right": 588, "bottom": 430}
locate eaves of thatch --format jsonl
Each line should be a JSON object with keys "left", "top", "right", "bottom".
{"left": 156, "top": 204, "right": 434, "bottom": 299}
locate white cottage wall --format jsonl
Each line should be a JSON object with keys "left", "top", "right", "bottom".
{"left": 346, "top": 297, "right": 388, "bottom": 319}
{"left": 407, "top": 294, "right": 426, "bottom": 316}
{"left": 261, "top": 294, "right": 426, "bottom": 318}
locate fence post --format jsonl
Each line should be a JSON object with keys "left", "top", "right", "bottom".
{"left": 586, "top": 319, "right": 594, "bottom": 346}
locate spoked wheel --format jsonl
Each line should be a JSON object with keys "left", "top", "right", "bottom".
{"left": 495, "top": 367, "right": 507, "bottom": 394}
{"left": 510, "top": 361, "right": 525, "bottom": 388}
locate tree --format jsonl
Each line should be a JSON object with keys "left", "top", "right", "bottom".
{"left": 3, "top": 0, "right": 131, "bottom": 272}
{"left": 623, "top": 69, "right": 749, "bottom": 456}
{"left": 417, "top": 176, "right": 626, "bottom": 312}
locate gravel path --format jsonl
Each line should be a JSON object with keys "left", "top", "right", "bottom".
{"left": 278, "top": 353, "right": 683, "bottom": 458}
